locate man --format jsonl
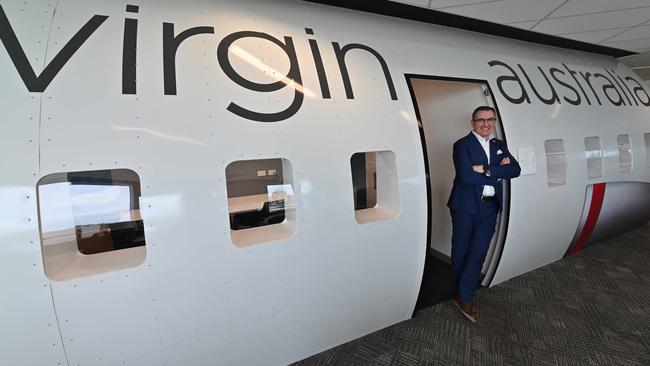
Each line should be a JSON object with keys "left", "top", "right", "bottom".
{"left": 447, "top": 106, "right": 521, "bottom": 323}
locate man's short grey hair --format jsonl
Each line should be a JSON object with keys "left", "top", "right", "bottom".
{"left": 472, "top": 106, "right": 496, "bottom": 120}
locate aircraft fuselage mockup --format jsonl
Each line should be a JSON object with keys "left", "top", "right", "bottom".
{"left": 1, "top": 0, "right": 649, "bottom": 365}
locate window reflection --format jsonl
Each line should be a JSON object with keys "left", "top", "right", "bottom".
{"left": 38, "top": 169, "right": 145, "bottom": 257}
{"left": 584, "top": 136, "right": 603, "bottom": 179}
{"left": 266, "top": 184, "right": 296, "bottom": 213}
{"left": 544, "top": 139, "right": 567, "bottom": 187}
{"left": 40, "top": 183, "right": 132, "bottom": 232}
{"left": 617, "top": 134, "right": 632, "bottom": 173}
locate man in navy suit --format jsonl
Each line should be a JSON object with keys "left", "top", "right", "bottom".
{"left": 447, "top": 106, "right": 521, "bottom": 322}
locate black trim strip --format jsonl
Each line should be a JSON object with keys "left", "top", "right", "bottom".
{"left": 404, "top": 74, "right": 511, "bottom": 300}
{"left": 483, "top": 82, "right": 511, "bottom": 287}
{"left": 301, "top": 0, "right": 635, "bottom": 58}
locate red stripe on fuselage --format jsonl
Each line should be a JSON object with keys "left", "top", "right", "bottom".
{"left": 571, "top": 183, "right": 606, "bottom": 254}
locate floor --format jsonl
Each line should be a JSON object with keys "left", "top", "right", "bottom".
{"left": 293, "top": 223, "right": 650, "bottom": 365}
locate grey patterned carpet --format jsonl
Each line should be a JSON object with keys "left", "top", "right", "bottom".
{"left": 293, "top": 223, "right": 650, "bottom": 365}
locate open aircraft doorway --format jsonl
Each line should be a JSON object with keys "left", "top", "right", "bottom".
{"left": 406, "top": 76, "right": 511, "bottom": 312}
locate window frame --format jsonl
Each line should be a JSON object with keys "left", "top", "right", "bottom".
{"left": 617, "top": 134, "right": 633, "bottom": 174}
{"left": 544, "top": 139, "right": 567, "bottom": 187}
{"left": 350, "top": 150, "right": 400, "bottom": 224}
{"left": 584, "top": 136, "right": 603, "bottom": 179}
{"left": 225, "top": 157, "right": 297, "bottom": 246}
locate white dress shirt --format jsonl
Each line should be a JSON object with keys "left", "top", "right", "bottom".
{"left": 472, "top": 131, "right": 495, "bottom": 197}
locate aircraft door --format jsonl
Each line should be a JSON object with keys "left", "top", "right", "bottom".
{"left": 408, "top": 76, "right": 510, "bottom": 306}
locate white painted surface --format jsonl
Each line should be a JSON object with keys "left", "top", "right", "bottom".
{"left": 0, "top": 1, "right": 70, "bottom": 365}
{"left": 1, "top": 0, "right": 649, "bottom": 365}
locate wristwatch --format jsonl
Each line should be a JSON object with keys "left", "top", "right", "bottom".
{"left": 483, "top": 164, "right": 490, "bottom": 177}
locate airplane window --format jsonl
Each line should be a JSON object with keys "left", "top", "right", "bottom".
{"left": 584, "top": 136, "right": 603, "bottom": 179}
{"left": 645, "top": 133, "right": 650, "bottom": 167}
{"left": 617, "top": 134, "right": 633, "bottom": 173}
{"left": 226, "top": 158, "right": 296, "bottom": 246}
{"left": 544, "top": 139, "right": 567, "bottom": 187}
{"left": 37, "top": 169, "right": 146, "bottom": 281}
{"left": 350, "top": 151, "right": 400, "bottom": 224}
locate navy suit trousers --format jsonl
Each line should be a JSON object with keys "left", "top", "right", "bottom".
{"left": 450, "top": 200, "right": 499, "bottom": 302}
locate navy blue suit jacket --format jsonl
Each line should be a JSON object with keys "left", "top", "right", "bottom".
{"left": 447, "top": 132, "right": 521, "bottom": 213}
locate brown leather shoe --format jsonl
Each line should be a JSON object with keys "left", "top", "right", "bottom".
{"left": 452, "top": 297, "right": 477, "bottom": 323}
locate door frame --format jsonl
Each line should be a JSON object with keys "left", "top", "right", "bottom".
{"left": 404, "top": 74, "right": 512, "bottom": 287}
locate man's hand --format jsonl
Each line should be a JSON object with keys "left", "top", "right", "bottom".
{"left": 500, "top": 157, "right": 511, "bottom": 165}
{"left": 472, "top": 165, "right": 484, "bottom": 173}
